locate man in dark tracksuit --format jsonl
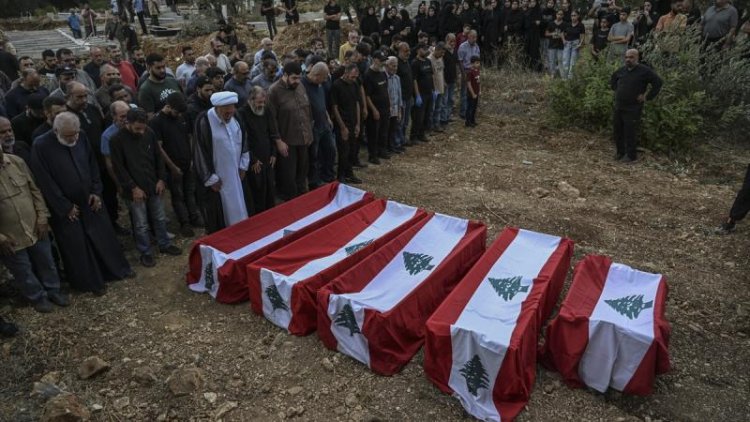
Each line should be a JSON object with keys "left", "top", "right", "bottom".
{"left": 411, "top": 43, "right": 435, "bottom": 144}
{"left": 717, "top": 164, "right": 750, "bottom": 234}
{"left": 363, "top": 51, "right": 391, "bottom": 165}
{"left": 330, "top": 64, "right": 362, "bottom": 184}
{"left": 609, "top": 48, "right": 662, "bottom": 163}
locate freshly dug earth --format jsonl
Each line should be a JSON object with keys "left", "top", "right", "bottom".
{"left": 1, "top": 70, "right": 748, "bottom": 422}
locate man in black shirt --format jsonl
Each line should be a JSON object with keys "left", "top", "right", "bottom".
{"left": 330, "top": 64, "right": 362, "bottom": 184}
{"left": 5, "top": 69, "right": 49, "bottom": 118}
{"left": 10, "top": 93, "right": 46, "bottom": 145}
{"left": 609, "top": 49, "right": 662, "bottom": 162}
{"left": 363, "top": 51, "right": 391, "bottom": 165}
{"left": 324, "top": 0, "right": 343, "bottom": 59}
{"left": 410, "top": 43, "right": 435, "bottom": 143}
{"left": 236, "top": 86, "right": 280, "bottom": 212}
{"left": 110, "top": 108, "right": 181, "bottom": 267}
{"left": 0, "top": 44, "right": 19, "bottom": 82}
{"left": 148, "top": 92, "right": 202, "bottom": 235}
{"left": 396, "top": 42, "right": 414, "bottom": 147}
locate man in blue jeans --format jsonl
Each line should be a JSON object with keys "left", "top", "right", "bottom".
{"left": 457, "top": 30, "right": 480, "bottom": 119}
{"left": 0, "top": 117, "right": 68, "bottom": 313}
{"left": 110, "top": 108, "right": 181, "bottom": 267}
{"left": 302, "top": 62, "right": 337, "bottom": 188}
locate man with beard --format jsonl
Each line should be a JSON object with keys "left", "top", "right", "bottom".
{"left": 206, "top": 67, "right": 227, "bottom": 92}
{"left": 38, "top": 49, "right": 59, "bottom": 92}
{"left": 186, "top": 76, "right": 214, "bottom": 132}
{"left": 251, "top": 58, "right": 278, "bottom": 91}
{"left": 31, "top": 112, "right": 135, "bottom": 295}
{"left": 0, "top": 116, "right": 68, "bottom": 313}
{"left": 84, "top": 47, "right": 107, "bottom": 88}
{"left": 176, "top": 46, "right": 196, "bottom": 88}
{"left": 107, "top": 45, "right": 139, "bottom": 92}
{"left": 138, "top": 53, "right": 182, "bottom": 116}
{"left": 210, "top": 39, "right": 233, "bottom": 74}
{"left": 363, "top": 51, "right": 391, "bottom": 164}
{"left": 56, "top": 48, "right": 98, "bottom": 94}
{"left": 95, "top": 63, "right": 124, "bottom": 113}
{"left": 5, "top": 69, "right": 49, "bottom": 118}
{"left": 149, "top": 92, "right": 202, "bottom": 234}
{"left": 193, "top": 92, "right": 252, "bottom": 233}
{"left": 330, "top": 64, "right": 362, "bottom": 184}
{"left": 131, "top": 48, "right": 148, "bottom": 78}
{"left": 610, "top": 49, "right": 662, "bottom": 163}
{"left": 31, "top": 96, "right": 67, "bottom": 142}
{"left": 236, "top": 86, "right": 279, "bottom": 213}
{"left": 268, "top": 62, "right": 313, "bottom": 199}
{"left": 11, "top": 93, "right": 46, "bottom": 147}
{"left": 110, "top": 108, "right": 182, "bottom": 267}
{"left": 224, "top": 61, "right": 253, "bottom": 106}
{"left": 48, "top": 66, "right": 77, "bottom": 100}
{"left": 410, "top": 43, "right": 435, "bottom": 144}
{"left": 1, "top": 115, "right": 31, "bottom": 164}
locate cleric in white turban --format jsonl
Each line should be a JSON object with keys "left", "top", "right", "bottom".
{"left": 193, "top": 90, "right": 253, "bottom": 233}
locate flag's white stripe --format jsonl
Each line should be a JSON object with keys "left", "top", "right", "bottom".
{"left": 579, "top": 263, "right": 661, "bottom": 392}
{"left": 340, "top": 214, "right": 469, "bottom": 312}
{"left": 328, "top": 214, "right": 469, "bottom": 368}
{"left": 190, "top": 184, "right": 366, "bottom": 297}
{"left": 448, "top": 230, "right": 561, "bottom": 422}
{"left": 260, "top": 202, "right": 418, "bottom": 330}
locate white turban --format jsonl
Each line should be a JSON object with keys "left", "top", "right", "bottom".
{"left": 210, "top": 91, "right": 238, "bottom": 106}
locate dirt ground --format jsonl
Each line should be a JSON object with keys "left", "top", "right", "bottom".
{"left": 1, "top": 69, "right": 749, "bottom": 422}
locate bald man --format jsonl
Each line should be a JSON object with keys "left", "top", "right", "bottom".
{"left": 84, "top": 46, "right": 107, "bottom": 87}
{"left": 609, "top": 49, "right": 662, "bottom": 163}
{"left": 302, "top": 61, "right": 336, "bottom": 188}
{"left": 224, "top": 61, "right": 253, "bottom": 105}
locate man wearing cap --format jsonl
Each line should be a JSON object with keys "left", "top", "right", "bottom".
{"left": 363, "top": 50, "right": 391, "bottom": 164}
{"left": 31, "top": 112, "right": 135, "bottom": 295}
{"left": 4, "top": 69, "right": 49, "bottom": 119}
{"left": 11, "top": 93, "right": 46, "bottom": 147}
{"left": 0, "top": 117, "right": 69, "bottom": 313}
{"left": 48, "top": 66, "right": 78, "bottom": 100}
{"left": 268, "top": 61, "right": 313, "bottom": 200}
{"left": 193, "top": 91, "right": 252, "bottom": 233}
{"left": 149, "top": 92, "right": 203, "bottom": 235}
{"left": 110, "top": 108, "right": 183, "bottom": 267}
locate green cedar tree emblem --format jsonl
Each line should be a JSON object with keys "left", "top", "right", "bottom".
{"left": 604, "top": 295, "right": 653, "bottom": 320}
{"left": 488, "top": 276, "right": 529, "bottom": 301}
{"left": 265, "top": 285, "right": 289, "bottom": 311}
{"left": 283, "top": 229, "right": 296, "bottom": 237}
{"left": 204, "top": 262, "right": 215, "bottom": 290}
{"left": 459, "top": 354, "right": 490, "bottom": 396}
{"left": 334, "top": 304, "right": 361, "bottom": 336}
{"left": 402, "top": 252, "right": 436, "bottom": 275}
{"left": 345, "top": 239, "right": 374, "bottom": 256}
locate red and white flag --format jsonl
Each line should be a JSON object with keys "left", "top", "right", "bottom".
{"left": 246, "top": 200, "right": 427, "bottom": 335}
{"left": 542, "top": 255, "right": 670, "bottom": 396}
{"left": 424, "top": 228, "right": 573, "bottom": 422}
{"left": 185, "top": 183, "right": 373, "bottom": 303}
{"left": 317, "top": 213, "right": 487, "bottom": 376}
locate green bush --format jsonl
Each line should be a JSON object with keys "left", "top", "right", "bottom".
{"left": 547, "top": 26, "right": 750, "bottom": 155}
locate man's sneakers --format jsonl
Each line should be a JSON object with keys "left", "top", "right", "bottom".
{"left": 0, "top": 317, "right": 19, "bottom": 337}
{"left": 715, "top": 220, "right": 737, "bottom": 235}
{"left": 160, "top": 245, "right": 182, "bottom": 256}
{"left": 47, "top": 291, "right": 70, "bottom": 307}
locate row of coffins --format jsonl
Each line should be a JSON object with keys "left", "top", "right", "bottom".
{"left": 184, "top": 183, "right": 670, "bottom": 422}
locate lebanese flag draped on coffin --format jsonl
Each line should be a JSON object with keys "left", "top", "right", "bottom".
{"left": 316, "top": 213, "right": 487, "bottom": 376}
{"left": 185, "top": 183, "right": 373, "bottom": 303}
{"left": 542, "top": 255, "right": 670, "bottom": 396}
{"left": 424, "top": 228, "right": 573, "bottom": 422}
{"left": 246, "top": 200, "right": 427, "bottom": 335}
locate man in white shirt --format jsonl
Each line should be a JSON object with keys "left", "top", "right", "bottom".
{"left": 175, "top": 46, "right": 196, "bottom": 88}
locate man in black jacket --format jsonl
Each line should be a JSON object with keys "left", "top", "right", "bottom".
{"left": 609, "top": 49, "right": 662, "bottom": 163}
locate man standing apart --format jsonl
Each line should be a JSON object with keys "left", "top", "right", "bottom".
{"left": 138, "top": 53, "right": 182, "bottom": 116}
{"left": 609, "top": 49, "right": 662, "bottom": 163}
{"left": 149, "top": 92, "right": 202, "bottom": 235}
{"left": 0, "top": 117, "right": 67, "bottom": 312}
{"left": 330, "top": 64, "right": 362, "bottom": 184}
{"left": 701, "top": 0, "right": 738, "bottom": 50}
{"left": 236, "top": 86, "right": 280, "bottom": 212}
{"left": 193, "top": 92, "right": 252, "bottom": 233}
{"left": 363, "top": 51, "right": 391, "bottom": 164}
{"left": 110, "top": 108, "right": 182, "bottom": 267}
{"left": 267, "top": 62, "right": 313, "bottom": 199}
{"left": 31, "top": 112, "right": 134, "bottom": 294}
{"left": 324, "top": 0, "right": 343, "bottom": 59}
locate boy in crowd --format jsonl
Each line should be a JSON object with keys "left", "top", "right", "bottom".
{"left": 465, "top": 56, "right": 481, "bottom": 127}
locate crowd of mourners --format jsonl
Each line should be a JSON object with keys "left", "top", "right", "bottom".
{"left": 0, "top": 0, "right": 747, "bottom": 336}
